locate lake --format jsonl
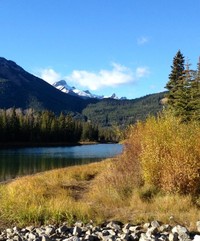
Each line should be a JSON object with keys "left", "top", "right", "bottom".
{"left": 0, "top": 143, "right": 123, "bottom": 182}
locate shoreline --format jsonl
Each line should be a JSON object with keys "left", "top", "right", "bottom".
{"left": 0, "top": 141, "right": 118, "bottom": 149}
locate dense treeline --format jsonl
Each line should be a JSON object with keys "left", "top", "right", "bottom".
{"left": 0, "top": 108, "right": 119, "bottom": 144}
{"left": 82, "top": 92, "right": 165, "bottom": 127}
{"left": 165, "top": 50, "right": 200, "bottom": 121}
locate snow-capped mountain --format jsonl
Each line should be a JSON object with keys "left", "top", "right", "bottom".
{"left": 53, "top": 80, "right": 126, "bottom": 100}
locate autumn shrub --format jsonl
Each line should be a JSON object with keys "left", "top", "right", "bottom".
{"left": 127, "top": 111, "right": 200, "bottom": 195}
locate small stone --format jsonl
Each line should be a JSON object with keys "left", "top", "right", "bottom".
{"left": 196, "top": 222, "right": 200, "bottom": 233}
{"left": 6, "top": 228, "right": 13, "bottom": 234}
{"left": 159, "top": 224, "right": 172, "bottom": 232}
{"left": 57, "top": 225, "right": 68, "bottom": 234}
{"left": 194, "top": 235, "right": 200, "bottom": 241}
{"left": 129, "top": 226, "right": 141, "bottom": 232}
{"left": 172, "top": 225, "right": 188, "bottom": 235}
{"left": 75, "top": 221, "right": 84, "bottom": 228}
{"left": 35, "top": 227, "right": 45, "bottom": 236}
{"left": 123, "top": 223, "right": 132, "bottom": 230}
{"left": 63, "top": 236, "right": 80, "bottom": 241}
{"left": 13, "top": 227, "right": 20, "bottom": 233}
{"left": 41, "top": 235, "right": 52, "bottom": 241}
{"left": 106, "top": 221, "right": 121, "bottom": 231}
{"left": 28, "top": 232, "right": 37, "bottom": 240}
{"left": 151, "top": 221, "right": 160, "bottom": 229}
{"left": 146, "top": 227, "right": 158, "bottom": 237}
{"left": 130, "top": 232, "right": 140, "bottom": 241}
{"left": 122, "top": 227, "right": 130, "bottom": 234}
{"left": 169, "top": 233, "right": 179, "bottom": 241}
{"left": 85, "top": 234, "right": 100, "bottom": 241}
{"left": 25, "top": 226, "right": 35, "bottom": 232}
{"left": 158, "top": 234, "right": 168, "bottom": 241}
{"left": 13, "top": 235, "right": 23, "bottom": 241}
{"left": 143, "top": 223, "right": 151, "bottom": 230}
{"left": 73, "top": 226, "right": 82, "bottom": 236}
{"left": 118, "top": 233, "right": 129, "bottom": 240}
{"left": 139, "top": 233, "right": 152, "bottom": 241}
{"left": 45, "top": 227, "right": 55, "bottom": 236}
{"left": 102, "top": 230, "right": 110, "bottom": 236}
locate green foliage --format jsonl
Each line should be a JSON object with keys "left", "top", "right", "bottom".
{"left": 0, "top": 108, "right": 117, "bottom": 144}
{"left": 82, "top": 92, "right": 164, "bottom": 127}
{"left": 165, "top": 50, "right": 185, "bottom": 105}
{"left": 165, "top": 51, "right": 200, "bottom": 121}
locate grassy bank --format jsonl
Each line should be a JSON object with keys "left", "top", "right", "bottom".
{"left": 0, "top": 111, "right": 200, "bottom": 229}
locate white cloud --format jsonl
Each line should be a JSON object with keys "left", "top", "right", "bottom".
{"left": 137, "top": 36, "right": 149, "bottom": 45}
{"left": 136, "top": 67, "right": 150, "bottom": 78}
{"left": 37, "top": 63, "right": 150, "bottom": 90}
{"left": 38, "top": 68, "right": 61, "bottom": 84}
{"left": 66, "top": 63, "right": 149, "bottom": 90}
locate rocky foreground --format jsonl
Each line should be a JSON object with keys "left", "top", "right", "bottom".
{"left": 1, "top": 220, "right": 200, "bottom": 241}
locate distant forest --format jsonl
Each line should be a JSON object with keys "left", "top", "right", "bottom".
{"left": 82, "top": 92, "right": 165, "bottom": 127}
{"left": 0, "top": 108, "right": 119, "bottom": 145}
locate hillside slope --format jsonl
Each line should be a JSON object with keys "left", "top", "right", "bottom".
{"left": 82, "top": 92, "right": 165, "bottom": 126}
{"left": 0, "top": 57, "right": 98, "bottom": 114}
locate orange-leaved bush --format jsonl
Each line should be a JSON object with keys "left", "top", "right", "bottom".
{"left": 124, "top": 111, "right": 200, "bottom": 195}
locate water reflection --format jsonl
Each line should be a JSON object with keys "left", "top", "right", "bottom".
{"left": 0, "top": 144, "right": 122, "bottom": 182}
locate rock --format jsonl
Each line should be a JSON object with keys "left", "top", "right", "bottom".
{"left": 73, "top": 226, "right": 82, "bottom": 236}
{"left": 85, "top": 234, "right": 100, "bottom": 241}
{"left": 130, "top": 232, "right": 140, "bottom": 241}
{"left": 57, "top": 225, "right": 68, "bottom": 234}
{"left": 146, "top": 227, "right": 158, "bottom": 237}
{"left": 129, "top": 226, "right": 141, "bottom": 232}
{"left": 41, "top": 235, "right": 52, "bottom": 241}
{"left": 151, "top": 221, "right": 161, "bottom": 229}
{"left": 143, "top": 223, "right": 151, "bottom": 230}
{"left": 172, "top": 225, "right": 188, "bottom": 235}
{"left": 106, "top": 221, "right": 121, "bottom": 231}
{"left": 169, "top": 233, "right": 179, "bottom": 241}
{"left": 75, "top": 221, "right": 84, "bottom": 228}
{"left": 196, "top": 222, "right": 200, "bottom": 233}
{"left": 63, "top": 236, "right": 80, "bottom": 241}
{"left": 193, "top": 235, "right": 200, "bottom": 241}
{"left": 45, "top": 226, "right": 55, "bottom": 236}
{"left": 159, "top": 224, "right": 172, "bottom": 232}
{"left": 139, "top": 233, "right": 153, "bottom": 241}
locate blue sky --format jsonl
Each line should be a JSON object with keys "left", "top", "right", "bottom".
{"left": 1, "top": 0, "right": 200, "bottom": 99}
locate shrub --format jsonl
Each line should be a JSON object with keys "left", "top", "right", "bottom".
{"left": 126, "top": 111, "right": 200, "bottom": 195}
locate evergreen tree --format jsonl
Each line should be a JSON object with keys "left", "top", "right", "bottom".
{"left": 190, "top": 58, "right": 200, "bottom": 120}
{"left": 173, "top": 61, "right": 193, "bottom": 121}
{"left": 165, "top": 50, "right": 185, "bottom": 108}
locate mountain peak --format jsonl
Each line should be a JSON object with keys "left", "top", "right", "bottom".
{"left": 52, "top": 80, "right": 126, "bottom": 100}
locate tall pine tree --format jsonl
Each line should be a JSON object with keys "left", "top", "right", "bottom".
{"left": 165, "top": 50, "right": 185, "bottom": 108}
{"left": 190, "top": 57, "right": 200, "bottom": 120}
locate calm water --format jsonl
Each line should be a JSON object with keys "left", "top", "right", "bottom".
{"left": 0, "top": 144, "right": 123, "bottom": 182}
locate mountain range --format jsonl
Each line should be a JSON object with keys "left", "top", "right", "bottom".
{"left": 53, "top": 80, "right": 126, "bottom": 100}
{"left": 0, "top": 57, "right": 165, "bottom": 126}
